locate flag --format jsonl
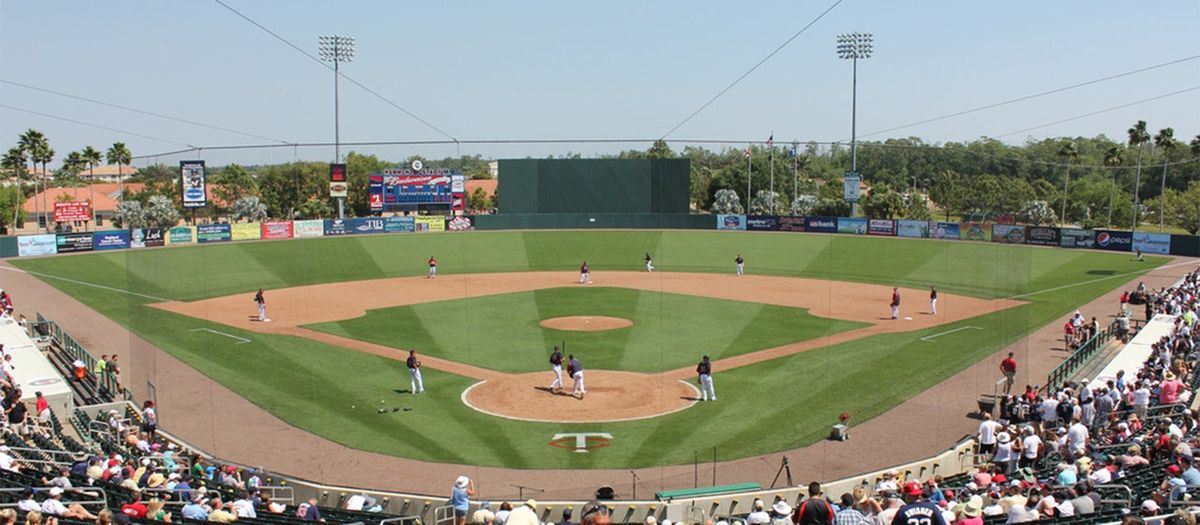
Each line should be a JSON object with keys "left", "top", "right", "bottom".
{"left": 767, "top": 134, "right": 774, "bottom": 161}
{"left": 766, "top": 134, "right": 773, "bottom": 149}
{"left": 787, "top": 146, "right": 797, "bottom": 158}
{"left": 743, "top": 146, "right": 751, "bottom": 158}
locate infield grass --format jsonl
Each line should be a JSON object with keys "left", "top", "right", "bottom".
{"left": 306, "top": 287, "right": 865, "bottom": 373}
{"left": 9, "top": 230, "right": 1170, "bottom": 468}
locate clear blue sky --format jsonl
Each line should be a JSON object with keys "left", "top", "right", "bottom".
{"left": 1, "top": 0, "right": 1197, "bottom": 168}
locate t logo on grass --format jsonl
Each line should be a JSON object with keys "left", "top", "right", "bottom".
{"left": 549, "top": 433, "right": 613, "bottom": 453}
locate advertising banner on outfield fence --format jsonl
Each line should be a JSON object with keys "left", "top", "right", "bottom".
{"left": 261, "top": 221, "right": 293, "bottom": 240}
{"left": 991, "top": 224, "right": 1026, "bottom": 244}
{"left": 1095, "top": 230, "right": 1132, "bottom": 252}
{"left": 94, "top": 230, "right": 131, "bottom": 250}
{"left": 447, "top": 216, "right": 473, "bottom": 231}
{"left": 53, "top": 201, "right": 91, "bottom": 223}
{"left": 231, "top": 223, "right": 261, "bottom": 241}
{"left": 18, "top": 234, "right": 58, "bottom": 256}
{"left": 959, "top": 222, "right": 992, "bottom": 242}
{"left": 867, "top": 219, "right": 896, "bottom": 236}
{"left": 55, "top": 232, "right": 93, "bottom": 253}
{"left": 293, "top": 219, "right": 324, "bottom": 238}
{"left": 197, "top": 224, "right": 231, "bottom": 243}
{"left": 837, "top": 217, "right": 868, "bottom": 235}
{"left": 716, "top": 215, "right": 746, "bottom": 231}
{"left": 805, "top": 216, "right": 837, "bottom": 233}
{"left": 384, "top": 217, "right": 415, "bottom": 233}
{"left": 1132, "top": 231, "right": 1171, "bottom": 254}
{"left": 932, "top": 222, "right": 960, "bottom": 240}
{"left": 778, "top": 217, "right": 807, "bottom": 232}
{"left": 323, "top": 219, "right": 351, "bottom": 236}
{"left": 1026, "top": 227, "right": 1060, "bottom": 246}
{"left": 414, "top": 216, "right": 446, "bottom": 232}
{"left": 746, "top": 216, "right": 780, "bottom": 231}
{"left": 1059, "top": 228, "right": 1095, "bottom": 249}
{"left": 348, "top": 218, "right": 386, "bottom": 234}
{"left": 131, "top": 228, "right": 164, "bottom": 248}
{"left": 896, "top": 220, "right": 931, "bottom": 238}
{"left": 167, "top": 226, "right": 195, "bottom": 244}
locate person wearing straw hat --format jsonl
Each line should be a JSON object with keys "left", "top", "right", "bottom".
{"left": 451, "top": 476, "right": 475, "bottom": 525}
{"left": 955, "top": 496, "right": 984, "bottom": 525}
{"left": 769, "top": 500, "right": 792, "bottom": 525}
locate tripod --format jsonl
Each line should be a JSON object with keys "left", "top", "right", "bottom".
{"left": 770, "top": 456, "right": 793, "bottom": 489}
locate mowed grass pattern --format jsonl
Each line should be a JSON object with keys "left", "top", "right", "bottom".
{"left": 307, "top": 287, "right": 865, "bottom": 373}
{"left": 9, "top": 231, "right": 1169, "bottom": 468}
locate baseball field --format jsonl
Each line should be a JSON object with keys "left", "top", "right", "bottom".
{"left": 8, "top": 230, "right": 1166, "bottom": 468}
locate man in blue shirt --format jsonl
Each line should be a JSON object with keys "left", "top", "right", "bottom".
{"left": 1180, "top": 456, "right": 1200, "bottom": 486}
{"left": 181, "top": 497, "right": 210, "bottom": 521}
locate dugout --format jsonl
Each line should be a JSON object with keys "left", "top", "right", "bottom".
{"left": 498, "top": 159, "right": 690, "bottom": 214}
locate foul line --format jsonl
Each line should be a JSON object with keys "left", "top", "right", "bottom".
{"left": 1006, "top": 259, "right": 1195, "bottom": 300}
{"left": 0, "top": 266, "right": 174, "bottom": 303}
{"left": 920, "top": 326, "right": 982, "bottom": 342}
{"left": 189, "top": 328, "right": 251, "bottom": 345}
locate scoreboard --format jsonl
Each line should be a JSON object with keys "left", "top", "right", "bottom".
{"left": 369, "top": 167, "right": 465, "bottom": 212}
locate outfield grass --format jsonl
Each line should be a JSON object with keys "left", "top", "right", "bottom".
{"left": 9, "top": 231, "right": 1169, "bottom": 468}
{"left": 306, "top": 287, "right": 865, "bottom": 373}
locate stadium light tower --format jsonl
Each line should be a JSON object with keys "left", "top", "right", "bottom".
{"left": 836, "top": 32, "right": 872, "bottom": 176}
{"left": 319, "top": 35, "right": 354, "bottom": 219}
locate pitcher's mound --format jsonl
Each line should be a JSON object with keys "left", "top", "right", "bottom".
{"left": 463, "top": 370, "right": 698, "bottom": 422}
{"left": 540, "top": 316, "right": 633, "bottom": 331}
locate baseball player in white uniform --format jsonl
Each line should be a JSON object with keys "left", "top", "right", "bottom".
{"left": 645, "top": 253, "right": 654, "bottom": 272}
{"left": 548, "top": 346, "right": 564, "bottom": 393}
{"left": 929, "top": 286, "right": 938, "bottom": 315}
{"left": 569, "top": 354, "right": 585, "bottom": 399}
{"left": 407, "top": 350, "right": 424, "bottom": 394}
{"left": 735, "top": 254, "right": 744, "bottom": 276}
{"left": 579, "top": 261, "right": 591, "bottom": 284}
{"left": 697, "top": 355, "right": 716, "bottom": 401}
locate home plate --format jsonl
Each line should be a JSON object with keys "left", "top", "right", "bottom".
{"left": 904, "top": 317, "right": 912, "bottom": 320}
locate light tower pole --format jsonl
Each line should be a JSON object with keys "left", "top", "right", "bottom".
{"left": 319, "top": 34, "right": 355, "bottom": 218}
{"left": 836, "top": 32, "right": 872, "bottom": 215}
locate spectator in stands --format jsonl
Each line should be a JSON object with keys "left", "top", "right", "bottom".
{"left": 93, "top": 355, "right": 107, "bottom": 388}
{"left": 1018, "top": 427, "right": 1041, "bottom": 469}
{"left": 794, "top": 483, "right": 834, "bottom": 525}
{"left": 1065, "top": 416, "right": 1089, "bottom": 457}
{"left": 875, "top": 471, "right": 899, "bottom": 494}
{"left": 580, "top": 500, "right": 610, "bottom": 525}
{"left": 451, "top": 476, "right": 475, "bottom": 525}
{"left": 146, "top": 499, "right": 172, "bottom": 522}
{"left": 300, "top": 497, "right": 323, "bottom": 523}
{"left": 25, "top": 510, "right": 57, "bottom": 525}
{"left": 471, "top": 502, "right": 495, "bottom": 525}
{"left": 42, "top": 487, "right": 97, "bottom": 520}
{"left": 262, "top": 494, "right": 286, "bottom": 514}
{"left": 495, "top": 502, "right": 513, "bottom": 525}
{"left": 208, "top": 500, "right": 238, "bottom": 523}
{"left": 745, "top": 500, "right": 769, "bottom": 525}
{"left": 768, "top": 500, "right": 792, "bottom": 525}
{"left": 107, "top": 354, "right": 121, "bottom": 391}
{"left": 891, "top": 482, "right": 946, "bottom": 525}
{"left": 1140, "top": 500, "right": 1161, "bottom": 517}
{"left": 977, "top": 413, "right": 1000, "bottom": 455}
{"left": 506, "top": 500, "right": 539, "bottom": 525}
{"left": 120, "top": 492, "right": 149, "bottom": 518}
{"left": 559, "top": 508, "right": 574, "bottom": 525}
{"left": 142, "top": 400, "right": 158, "bottom": 441}
{"left": 232, "top": 493, "right": 255, "bottom": 518}
{"left": 182, "top": 497, "right": 209, "bottom": 521}
{"left": 956, "top": 496, "right": 983, "bottom": 525}
{"left": 346, "top": 492, "right": 369, "bottom": 512}
{"left": 17, "top": 489, "right": 39, "bottom": 512}
{"left": 1004, "top": 490, "right": 1038, "bottom": 524}
{"left": 5, "top": 388, "right": 27, "bottom": 435}
{"left": 0, "top": 445, "right": 20, "bottom": 473}
{"left": 833, "top": 494, "right": 868, "bottom": 525}
{"left": 851, "top": 487, "right": 881, "bottom": 523}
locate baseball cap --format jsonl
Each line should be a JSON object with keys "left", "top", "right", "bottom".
{"left": 49, "top": 488, "right": 63, "bottom": 496}
{"left": 1167, "top": 465, "right": 1182, "bottom": 475}
{"left": 1142, "top": 500, "right": 1160, "bottom": 512}
{"left": 903, "top": 481, "right": 923, "bottom": 496}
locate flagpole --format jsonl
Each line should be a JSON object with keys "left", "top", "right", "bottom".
{"left": 792, "top": 148, "right": 798, "bottom": 213}
{"left": 769, "top": 132, "right": 775, "bottom": 214}
{"left": 746, "top": 146, "right": 752, "bottom": 214}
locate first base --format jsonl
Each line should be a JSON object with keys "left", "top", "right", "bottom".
{"left": 904, "top": 316, "right": 912, "bottom": 320}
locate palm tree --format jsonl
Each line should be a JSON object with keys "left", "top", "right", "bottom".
{"left": 106, "top": 142, "right": 132, "bottom": 198}
{"left": 1103, "top": 145, "right": 1124, "bottom": 228}
{"left": 2, "top": 147, "right": 26, "bottom": 230}
{"left": 1057, "top": 140, "right": 1077, "bottom": 227}
{"left": 1153, "top": 128, "right": 1177, "bottom": 232}
{"left": 81, "top": 146, "right": 102, "bottom": 225}
{"left": 1128, "top": 120, "right": 1151, "bottom": 231}
{"left": 18, "top": 129, "right": 45, "bottom": 231}
{"left": 29, "top": 136, "right": 54, "bottom": 233}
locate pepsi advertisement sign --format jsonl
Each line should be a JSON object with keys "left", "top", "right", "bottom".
{"left": 1095, "top": 230, "right": 1132, "bottom": 252}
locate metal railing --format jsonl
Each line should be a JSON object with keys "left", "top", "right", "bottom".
{"left": 257, "top": 486, "right": 295, "bottom": 505}
{"left": 0, "top": 486, "right": 108, "bottom": 509}
{"left": 433, "top": 505, "right": 456, "bottom": 525}
{"left": 138, "top": 454, "right": 193, "bottom": 471}
{"left": 379, "top": 516, "right": 422, "bottom": 525}
{"left": 35, "top": 313, "right": 133, "bottom": 401}
{"left": 1045, "top": 321, "right": 1117, "bottom": 393}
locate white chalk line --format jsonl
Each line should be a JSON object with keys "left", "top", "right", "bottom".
{"left": 189, "top": 328, "right": 251, "bottom": 345}
{"left": 0, "top": 266, "right": 174, "bottom": 303}
{"left": 1006, "top": 259, "right": 1195, "bottom": 300}
{"left": 920, "top": 326, "right": 982, "bottom": 342}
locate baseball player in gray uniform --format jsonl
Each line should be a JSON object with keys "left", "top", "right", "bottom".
{"left": 548, "top": 346, "right": 564, "bottom": 393}
{"left": 568, "top": 354, "right": 585, "bottom": 399}
{"left": 696, "top": 355, "right": 715, "bottom": 401}
{"left": 407, "top": 350, "right": 424, "bottom": 394}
